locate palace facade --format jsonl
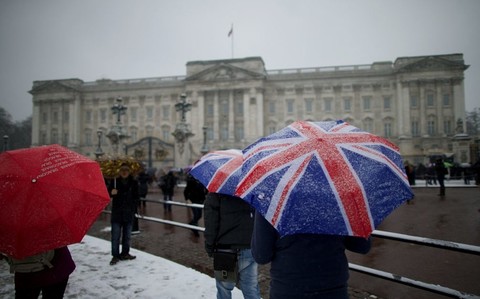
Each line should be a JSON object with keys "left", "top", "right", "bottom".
{"left": 29, "top": 54, "right": 471, "bottom": 168}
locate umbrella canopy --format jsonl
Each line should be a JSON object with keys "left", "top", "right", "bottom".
{"left": 0, "top": 144, "right": 110, "bottom": 259}
{"left": 235, "top": 120, "right": 414, "bottom": 238}
{"left": 96, "top": 154, "right": 144, "bottom": 179}
{"left": 189, "top": 149, "right": 242, "bottom": 194}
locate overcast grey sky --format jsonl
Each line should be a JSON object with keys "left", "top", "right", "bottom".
{"left": 1, "top": 0, "right": 479, "bottom": 121}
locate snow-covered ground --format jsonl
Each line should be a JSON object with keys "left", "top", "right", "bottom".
{"left": 0, "top": 235, "right": 243, "bottom": 298}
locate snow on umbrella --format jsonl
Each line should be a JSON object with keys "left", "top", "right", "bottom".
{"left": 0, "top": 144, "right": 110, "bottom": 259}
{"left": 189, "top": 149, "right": 243, "bottom": 195}
{"left": 235, "top": 120, "right": 414, "bottom": 238}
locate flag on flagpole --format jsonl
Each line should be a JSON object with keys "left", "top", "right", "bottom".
{"left": 228, "top": 24, "right": 233, "bottom": 37}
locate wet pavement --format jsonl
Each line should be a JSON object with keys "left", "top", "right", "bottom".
{"left": 87, "top": 184, "right": 480, "bottom": 299}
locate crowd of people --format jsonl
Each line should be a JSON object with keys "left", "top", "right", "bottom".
{"left": 4, "top": 152, "right": 478, "bottom": 298}
{"left": 1, "top": 162, "right": 376, "bottom": 299}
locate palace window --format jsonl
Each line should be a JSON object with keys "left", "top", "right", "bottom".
{"left": 362, "top": 96, "right": 371, "bottom": 111}
{"left": 85, "top": 130, "right": 92, "bottom": 146}
{"left": 235, "top": 99, "right": 243, "bottom": 116}
{"left": 383, "top": 96, "right": 391, "bottom": 111}
{"left": 130, "top": 107, "right": 138, "bottom": 122}
{"left": 235, "top": 125, "right": 244, "bottom": 141}
{"left": 411, "top": 121, "right": 420, "bottom": 137}
{"left": 51, "top": 129, "right": 58, "bottom": 144}
{"left": 324, "top": 98, "right": 332, "bottom": 112}
{"left": 268, "top": 125, "right": 277, "bottom": 134}
{"left": 384, "top": 121, "right": 392, "bottom": 138}
{"left": 146, "top": 106, "right": 154, "bottom": 120}
{"left": 286, "top": 99, "right": 294, "bottom": 114}
{"left": 85, "top": 110, "right": 92, "bottom": 123}
{"left": 130, "top": 128, "right": 138, "bottom": 142}
{"left": 220, "top": 124, "right": 229, "bottom": 140}
{"left": 162, "top": 106, "right": 170, "bottom": 120}
{"left": 427, "top": 94, "right": 435, "bottom": 107}
{"left": 100, "top": 109, "right": 107, "bottom": 123}
{"left": 221, "top": 100, "right": 229, "bottom": 116}
{"left": 410, "top": 95, "right": 418, "bottom": 108}
{"left": 206, "top": 102, "right": 214, "bottom": 117}
{"left": 146, "top": 126, "right": 153, "bottom": 136}
{"left": 344, "top": 98, "right": 351, "bottom": 112}
{"left": 161, "top": 126, "right": 170, "bottom": 141}
{"left": 444, "top": 120, "right": 452, "bottom": 135}
{"left": 63, "top": 132, "right": 69, "bottom": 145}
{"left": 305, "top": 98, "right": 314, "bottom": 114}
{"left": 207, "top": 127, "right": 214, "bottom": 141}
{"left": 443, "top": 94, "right": 451, "bottom": 106}
{"left": 427, "top": 117, "right": 436, "bottom": 135}
{"left": 269, "top": 101, "right": 276, "bottom": 114}
{"left": 363, "top": 118, "right": 373, "bottom": 133}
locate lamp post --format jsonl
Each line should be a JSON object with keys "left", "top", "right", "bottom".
{"left": 172, "top": 93, "right": 194, "bottom": 155}
{"left": 175, "top": 94, "right": 192, "bottom": 123}
{"left": 3, "top": 135, "right": 8, "bottom": 152}
{"left": 107, "top": 97, "right": 129, "bottom": 154}
{"left": 112, "top": 97, "right": 127, "bottom": 125}
{"left": 95, "top": 130, "right": 104, "bottom": 158}
{"left": 200, "top": 126, "right": 209, "bottom": 155}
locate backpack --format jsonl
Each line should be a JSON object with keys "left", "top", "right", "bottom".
{"left": 7, "top": 250, "right": 55, "bottom": 273}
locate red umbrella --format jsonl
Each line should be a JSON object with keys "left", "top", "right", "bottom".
{"left": 0, "top": 144, "right": 110, "bottom": 259}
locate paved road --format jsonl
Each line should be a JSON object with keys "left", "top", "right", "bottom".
{"left": 88, "top": 184, "right": 480, "bottom": 299}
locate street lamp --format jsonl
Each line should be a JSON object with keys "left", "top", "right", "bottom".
{"left": 3, "top": 135, "right": 8, "bottom": 152}
{"left": 200, "top": 126, "right": 209, "bottom": 155}
{"left": 175, "top": 94, "right": 192, "bottom": 123}
{"left": 95, "top": 130, "right": 104, "bottom": 158}
{"left": 112, "top": 97, "right": 127, "bottom": 125}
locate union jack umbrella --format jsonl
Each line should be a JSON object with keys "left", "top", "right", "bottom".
{"left": 235, "top": 120, "right": 414, "bottom": 238}
{"left": 189, "top": 149, "right": 243, "bottom": 195}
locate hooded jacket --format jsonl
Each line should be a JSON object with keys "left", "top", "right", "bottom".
{"left": 203, "top": 193, "right": 254, "bottom": 256}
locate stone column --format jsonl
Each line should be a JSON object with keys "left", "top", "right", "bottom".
{"left": 255, "top": 87, "right": 264, "bottom": 137}
{"left": 436, "top": 80, "right": 444, "bottom": 135}
{"left": 419, "top": 82, "right": 426, "bottom": 136}
{"left": 69, "top": 95, "right": 81, "bottom": 149}
{"left": 396, "top": 80, "right": 410, "bottom": 138}
{"left": 196, "top": 90, "right": 205, "bottom": 143}
{"left": 453, "top": 78, "right": 467, "bottom": 133}
{"left": 243, "top": 90, "right": 251, "bottom": 141}
{"left": 58, "top": 101, "right": 64, "bottom": 145}
{"left": 213, "top": 91, "right": 219, "bottom": 140}
{"left": 228, "top": 90, "right": 234, "bottom": 141}
{"left": 31, "top": 102, "right": 40, "bottom": 146}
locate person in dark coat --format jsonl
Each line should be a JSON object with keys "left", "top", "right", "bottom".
{"left": 252, "top": 212, "right": 371, "bottom": 299}
{"left": 204, "top": 193, "right": 260, "bottom": 299}
{"left": 132, "top": 169, "right": 149, "bottom": 234}
{"left": 137, "top": 170, "right": 149, "bottom": 207}
{"left": 435, "top": 158, "right": 447, "bottom": 196}
{"left": 160, "top": 171, "right": 177, "bottom": 212}
{"left": 108, "top": 164, "right": 139, "bottom": 265}
{"left": 183, "top": 174, "right": 207, "bottom": 236}
{"left": 2, "top": 246, "right": 76, "bottom": 299}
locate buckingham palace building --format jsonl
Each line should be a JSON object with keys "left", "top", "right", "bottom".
{"left": 29, "top": 53, "right": 472, "bottom": 169}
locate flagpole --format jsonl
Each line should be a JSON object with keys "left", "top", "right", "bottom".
{"left": 228, "top": 24, "right": 234, "bottom": 59}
